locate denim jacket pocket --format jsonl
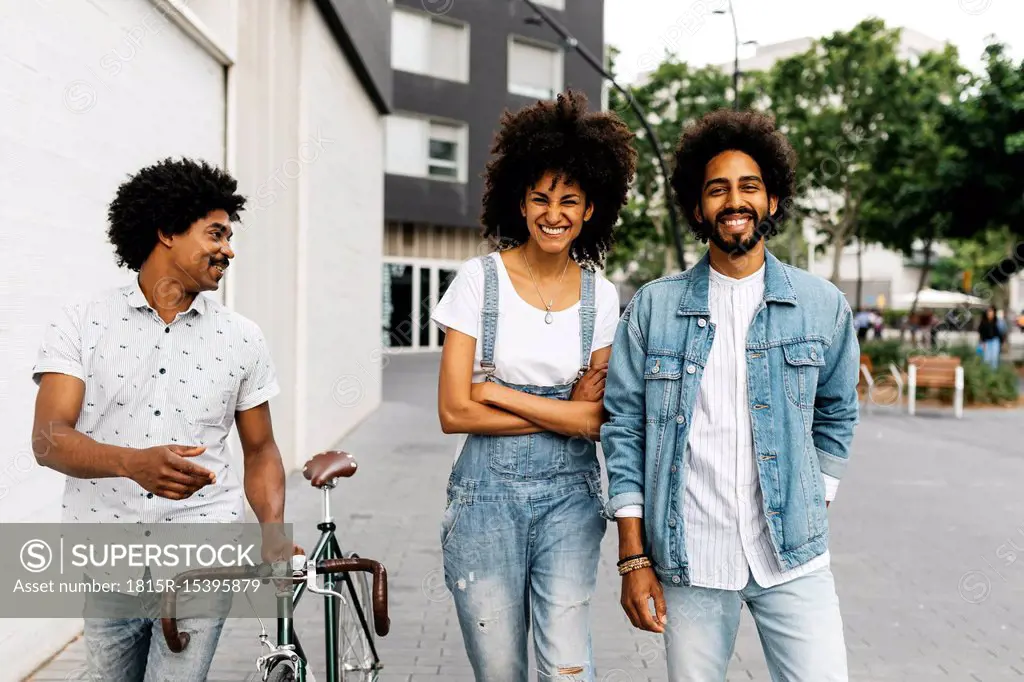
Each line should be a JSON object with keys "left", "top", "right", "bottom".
{"left": 782, "top": 341, "right": 825, "bottom": 409}
{"left": 644, "top": 353, "right": 683, "bottom": 422}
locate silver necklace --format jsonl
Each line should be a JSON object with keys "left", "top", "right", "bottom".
{"left": 522, "top": 250, "right": 571, "bottom": 324}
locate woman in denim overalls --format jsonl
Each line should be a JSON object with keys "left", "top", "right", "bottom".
{"left": 430, "top": 91, "right": 637, "bottom": 681}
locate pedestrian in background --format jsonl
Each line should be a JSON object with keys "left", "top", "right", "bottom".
{"left": 978, "top": 306, "right": 1002, "bottom": 370}
{"left": 431, "top": 90, "right": 636, "bottom": 681}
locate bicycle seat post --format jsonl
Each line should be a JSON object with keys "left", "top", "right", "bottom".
{"left": 321, "top": 483, "right": 334, "bottom": 524}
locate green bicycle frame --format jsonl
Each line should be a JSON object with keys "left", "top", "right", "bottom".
{"left": 275, "top": 519, "right": 380, "bottom": 682}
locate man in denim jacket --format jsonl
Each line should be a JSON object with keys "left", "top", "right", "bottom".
{"left": 602, "top": 110, "right": 860, "bottom": 681}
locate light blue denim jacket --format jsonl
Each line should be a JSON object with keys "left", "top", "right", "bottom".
{"left": 600, "top": 250, "right": 860, "bottom": 586}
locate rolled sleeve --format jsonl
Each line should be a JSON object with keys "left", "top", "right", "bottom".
{"left": 32, "top": 304, "right": 86, "bottom": 385}
{"left": 236, "top": 326, "right": 280, "bottom": 411}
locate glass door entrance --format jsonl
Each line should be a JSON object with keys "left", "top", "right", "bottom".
{"left": 382, "top": 259, "right": 461, "bottom": 351}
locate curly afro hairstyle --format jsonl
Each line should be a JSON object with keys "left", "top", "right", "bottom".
{"left": 670, "top": 109, "right": 797, "bottom": 243}
{"left": 480, "top": 89, "right": 637, "bottom": 269}
{"left": 107, "top": 157, "right": 246, "bottom": 271}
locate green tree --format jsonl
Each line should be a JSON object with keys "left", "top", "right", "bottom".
{"left": 767, "top": 19, "right": 913, "bottom": 286}
{"left": 941, "top": 42, "right": 1024, "bottom": 307}
{"left": 857, "top": 42, "right": 967, "bottom": 314}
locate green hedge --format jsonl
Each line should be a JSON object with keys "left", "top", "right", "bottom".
{"left": 857, "top": 340, "right": 1019, "bottom": 406}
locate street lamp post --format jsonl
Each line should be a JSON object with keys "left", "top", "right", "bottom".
{"left": 520, "top": 0, "right": 687, "bottom": 272}
{"left": 713, "top": 1, "right": 756, "bottom": 111}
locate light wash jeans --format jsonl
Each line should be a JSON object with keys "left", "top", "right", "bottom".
{"left": 982, "top": 338, "right": 1001, "bottom": 370}
{"left": 80, "top": 575, "right": 230, "bottom": 681}
{"left": 661, "top": 566, "right": 848, "bottom": 681}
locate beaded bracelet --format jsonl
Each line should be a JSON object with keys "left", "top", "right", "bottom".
{"left": 617, "top": 556, "right": 652, "bottom": 576}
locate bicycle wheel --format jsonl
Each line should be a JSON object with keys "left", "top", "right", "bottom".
{"left": 246, "top": 660, "right": 297, "bottom": 682}
{"left": 335, "top": 552, "right": 379, "bottom": 681}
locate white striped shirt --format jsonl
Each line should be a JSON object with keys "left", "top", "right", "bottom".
{"left": 32, "top": 279, "right": 280, "bottom": 527}
{"left": 618, "top": 264, "right": 838, "bottom": 590}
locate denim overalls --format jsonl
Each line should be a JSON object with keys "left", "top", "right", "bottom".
{"left": 441, "top": 254, "right": 607, "bottom": 682}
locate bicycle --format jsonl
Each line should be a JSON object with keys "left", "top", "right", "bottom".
{"left": 161, "top": 450, "right": 391, "bottom": 682}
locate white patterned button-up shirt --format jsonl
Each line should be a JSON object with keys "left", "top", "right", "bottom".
{"left": 32, "top": 279, "right": 280, "bottom": 527}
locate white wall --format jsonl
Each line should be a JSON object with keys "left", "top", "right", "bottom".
{"left": 298, "top": 4, "right": 385, "bottom": 460}
{"left": 0, "top": 0, "right": 227, "bottom": 675}
{"left": 230, "top": 0, "right": 384, "bottom": 472}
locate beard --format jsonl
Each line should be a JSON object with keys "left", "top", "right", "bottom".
{"left": 699, "top": 207, "right": 771, "bottom": 255}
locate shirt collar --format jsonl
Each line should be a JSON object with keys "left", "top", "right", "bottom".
{"left": 677, "top": 249, "right": 797, "bottom": 316}
{"left": 124, "top": 277, "right": 207, "bottom": 316}
{"left": 708, "top": 262, "right": 766, "bottom": 288}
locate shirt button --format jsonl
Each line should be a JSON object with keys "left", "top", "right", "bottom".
{"left": 697, "top": 318, "right": 707, "bottom": 328}
{"left": 676, "top": 415, "right": 685, "bottom": 424}
{"left": 164, "top": 327, "right": 170, "bottom": 334}
{"left": 686, "top": 365, "right": 696, "bottom": 374}
{"left": 144, "top": 531, "right": 151, "bottom": 537}
{"left": 672, "top": 576, "right": 681, "bottom": 584}
{"left": 146, "top": 493, "right": 154, "bottom": 499}
{"left": 159, "top": 368, "right": 166, "bottom": 374}
{"left": 154, "top": 410, "right": 161, "bottom": 416}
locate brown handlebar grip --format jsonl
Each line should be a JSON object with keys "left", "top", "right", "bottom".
{"left": 159, "top": 565, "right": 267, "bottom": 653}
{"left": 160, "top": 589, "right": 190, "bottom": 653}
{"left": 318, "top": 557, "right": 390, "bottom": 637}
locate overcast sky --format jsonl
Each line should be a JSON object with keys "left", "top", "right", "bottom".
{"left": 603, "top": 0, "right": 1023, "bottom": 83}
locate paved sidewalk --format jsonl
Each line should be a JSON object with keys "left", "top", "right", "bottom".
{"left": 29, "top": 354, "right": 1024, "bottom": 681}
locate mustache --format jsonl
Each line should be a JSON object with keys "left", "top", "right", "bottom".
{"left": 715, "top": 208, "right": 758, "bottom": 223}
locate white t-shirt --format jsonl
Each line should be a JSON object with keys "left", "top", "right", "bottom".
{"left": 430, "top": 252, "right": 621, "bottom": 386}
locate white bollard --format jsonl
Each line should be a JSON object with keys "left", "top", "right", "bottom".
{"left": 908, "top": 363, "right": 917, "bottom": 416}
{"left": 954, "top": 366, "right": 964, "bottom": 419}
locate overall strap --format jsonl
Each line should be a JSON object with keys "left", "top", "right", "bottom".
{"left": 578, "top": 266, "right": 597, "bottom": 375}
{"left": 479, "top": 254, "right": 500, "bottom": 377}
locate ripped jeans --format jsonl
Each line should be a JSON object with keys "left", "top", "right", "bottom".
{"left": 441, "top": 431, "right": 606, "bottom": 682}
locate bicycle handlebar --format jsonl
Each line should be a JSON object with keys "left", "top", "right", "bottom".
{"left": 160, "top": 557, "right": 390, "bottom": 653}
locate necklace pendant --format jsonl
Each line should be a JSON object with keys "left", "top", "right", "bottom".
{"left": 544, "top": 311, "right": 554, "bottom": 324}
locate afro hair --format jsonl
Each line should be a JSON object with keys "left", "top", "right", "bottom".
{"left": 670, "top": 109, "right": 797, "bottom": 242}
{"left": 107, "top": 157, "right": 246, "bottom": 271}
{"left": 480, "top": 89, "right": 637, "bottom": 269}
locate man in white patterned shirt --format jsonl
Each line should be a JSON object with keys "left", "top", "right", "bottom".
{"left": 31, "top": 158, "right": 299, "bottom": 681}
{"left": 603, "top": 111, "right": 860, "bottom": 681}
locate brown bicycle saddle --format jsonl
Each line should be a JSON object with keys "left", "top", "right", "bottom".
{"left": 302, "top": 450, "right": 358, "bottom": 487}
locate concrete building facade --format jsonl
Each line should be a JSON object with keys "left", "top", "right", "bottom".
{"left": 0, "top": 0, "right": 389, "bottom": 673}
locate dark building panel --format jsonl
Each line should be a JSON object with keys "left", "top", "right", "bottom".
{"left": 387, "top": 0, "right": 605, "bottom": 230}
{"left": 315, "top": 0, "right": 393, "bottom": 113}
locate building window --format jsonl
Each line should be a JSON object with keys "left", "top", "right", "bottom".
{"left": 391, "top": 8, "right": 469, "bottom": 83}
{"left": 386, "top": 115, "right": 468, "bottom": 183}
{"left": 531, "top": 0, "right": 565, "bottom": 8}
{"left": 508, "top": 37, "right": 563, "bottom": 99}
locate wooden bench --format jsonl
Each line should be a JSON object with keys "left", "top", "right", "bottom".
{"left": 907, "top": 355, "right": 964, "bottom": 418}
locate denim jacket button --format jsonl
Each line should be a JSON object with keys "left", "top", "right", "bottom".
{"left": 668, "top": 518, "right": 676, "bottom": 528}
{"left": 686, "top": 365, "right": 696, "bottom": 374}
{"left": 672, "top": 575, "right": 681, "bottom": 584}
{"left": 676, "top": 415, "right": 685, "bottom": 424}
{"left": 697, "top": 318, "right": 707, "bottom": 328}
{"left": 670, "top": 465, "right": 677, "bottom": 473}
